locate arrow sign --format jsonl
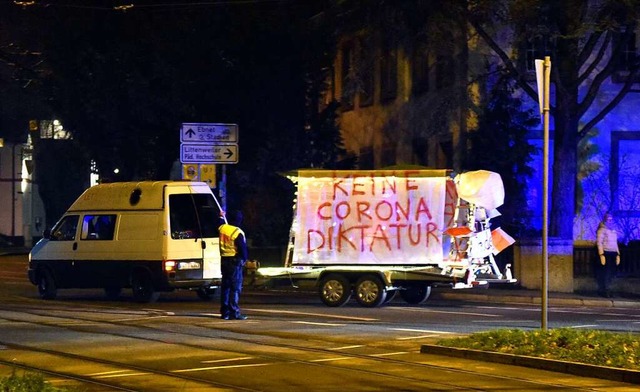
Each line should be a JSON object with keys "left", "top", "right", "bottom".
{"left": 181, "top": 143, "right": 238, "bottom": 164}
{"left": 180, "top": 123, "right": 238, "bottom": 143}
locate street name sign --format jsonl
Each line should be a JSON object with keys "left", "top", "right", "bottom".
{"left": 180, "top": 123, "right": 238, "bottom": 143}
{"left": 181, "top": 143, "right": 238, "bottom": 164}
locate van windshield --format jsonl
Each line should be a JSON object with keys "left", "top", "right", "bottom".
{"left": 169, "top": 194, "right": 220, "bottom": 239}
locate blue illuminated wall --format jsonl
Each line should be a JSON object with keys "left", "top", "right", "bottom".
{"left": 523, "top": 83, "right": 640, "bottom": 243}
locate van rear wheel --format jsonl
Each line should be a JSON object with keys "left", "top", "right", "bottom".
{"left": 38, "top": 269, "right": 57, "bottom": 300}
{"left": 131, "top": 272, "right": 159, "bottom": 303}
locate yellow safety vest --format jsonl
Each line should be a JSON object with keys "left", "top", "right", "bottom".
{"left": 219, "top": 224, "right": 244, "bottom": 257}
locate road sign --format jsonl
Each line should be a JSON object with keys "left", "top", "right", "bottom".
{"left": 181, "top": 143, "right": 238, "bottom": 164}
{"left": 200, "top": 164, "right": 216, "bottom": 186}
{"left": 181, "top": 123, "right": 238, "bottom": 143}
{"left": 182, "top": 164, "right": 199, "bottom": 181}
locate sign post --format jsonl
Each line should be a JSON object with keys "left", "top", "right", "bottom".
{"left": 535, "top": 57, "right": 551, "bottom": 331}
{"left": 179, "top": 122, "right": 239, "bottom": 211}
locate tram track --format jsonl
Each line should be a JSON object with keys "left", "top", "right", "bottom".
{"left": 0, "top": 303, "right": 607, "bottom": 391}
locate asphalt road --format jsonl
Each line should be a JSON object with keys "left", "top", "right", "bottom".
{"left": 1, "top": 253, "right": 639, "bottom": 391}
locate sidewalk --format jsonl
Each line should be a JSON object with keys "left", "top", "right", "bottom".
{"left": 0, "top": 246, "right": 30, "bottom": 257}
{"left": 430, "top": 285, "right": 640, "bottom": 308}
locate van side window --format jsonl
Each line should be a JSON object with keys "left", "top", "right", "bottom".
{"left": 50, "top": 215, "right": 79, "bottom": 241}
{"left": 81, "top": 214, "right": 117, "bottom": 240}
{"left": 169, "top": 194, "right": 220, "bottom": 239}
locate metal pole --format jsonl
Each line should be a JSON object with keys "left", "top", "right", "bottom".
{"left": 221, "top": 164, "right": 227, "bottom": 213}
{"left": 542, "top": 56, "right": 551, "bottom": 330}
{"left": 11, "top": 143, "right": 16, "bottom": 239}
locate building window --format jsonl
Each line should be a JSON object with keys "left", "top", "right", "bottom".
{"left": 359, "top": 36, "right": 374, "bottom": 107}
{"left": 435, "top": 54, "right": 454, "bottom": 90}
{"left": 611, "top": 131, "right": 640, "bottom": 216}
{"left": 358, "top": 146, "right": 374, "bottom": 169}
{"left": 341, "top": 41, "right": 355, "bottom": 111}
{"left": 612, "top": 31, "right": 638, "bottom": 83}
{"left": 412, "top": 45, "right": 429, "bottom": 95}
{"left": 380, "top": 37, "right": 397, "bottom": 103}
{"left": 381, "top": 143, "right": 396, "bottom": 167}
{"left": 523, "top": 37, "right": 553, "bottom": 73}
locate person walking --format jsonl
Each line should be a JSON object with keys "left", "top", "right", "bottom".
{"left": 596, "top": 212, "right": 620, "bottom": 298}
{"left": 219, "top": 210, "right": 248, "bottom": 320}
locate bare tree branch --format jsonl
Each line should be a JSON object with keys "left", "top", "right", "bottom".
{"left": 577, "top": 32, "right": 609, "bottom": 86}
{"left": 469, "top": 19, "right": 541, "bottom": 106}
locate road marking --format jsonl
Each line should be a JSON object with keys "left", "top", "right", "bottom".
{"left": 569, "top": 324, "right": 599, "bottom": 328}
{"left": 473, "top": 320, "right": 534, "bottom": 323}
{"left": 93, "top": 372, "right": 150, "bottom": 379}
{"left": 331, "top": 345, "right": 365, "bottom": 350}
{"left": 202, "top": 356, "right": 253, "bottom": 364}
{"left": 310, "top": 357, "right": 351, "bottom": 362}
{"left": 87, "top": 370, "right": 132, "bottom": 376}
{"left": 371, "top": 352, "right": 407, "bottom": 357}
{"left": 173, "top": 363, "right": 272, "bottom": 372}
{"left": 292, "top": 321, "right": 346, "bottom": 327}
{"left": 390, "top": 328, "right": 453, "bottom": 334}
{"left": 392, "top": 307, "right": 501, "bottom": 317}
{"left": 112, "top": 316, "right": 169, "bottom": 323}
{"left": 397, "top": 334, "right": 442, "bottom": 340}
{"left": 245, "top": 308, "right": 378, "bottom": 321}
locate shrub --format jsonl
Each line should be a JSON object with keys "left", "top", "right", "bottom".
{"left": 0, "top": 369, "right": 67, "bottom": 392}
{"left": 437, "top": 328, "right": 640, "bottom": 370}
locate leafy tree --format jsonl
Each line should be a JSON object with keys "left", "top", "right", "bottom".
{"left": 467, "top": 0, "right": 640, "bottom": 239}
{"left": 464, "top": 71, "right": 539, "bottom": 237}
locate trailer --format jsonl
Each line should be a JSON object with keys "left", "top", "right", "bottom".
{"left": 258, "top": 168, "right": 517, "bottom": 307}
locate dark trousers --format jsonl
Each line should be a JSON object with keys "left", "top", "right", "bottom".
{"left": 220, "top": 257, "right": 244, "bottom": 318}
{"left": 595, "top": 251, "right": 617, "bottom": 295}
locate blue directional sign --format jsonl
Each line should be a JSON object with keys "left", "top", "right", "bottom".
{"left": 181, "top": 143, "right": 238, "bottom": 164}
{"left": 180, "top": 123, "right": 238, "bottom": 143}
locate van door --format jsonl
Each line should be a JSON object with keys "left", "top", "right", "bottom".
{"left": 74, "top": 213, "right": 119, "bottom": 287}
{"left": 40, "top": 214, "right": 81, "bottom": 287}
{"left": 168, "top": 193, "right": 222, "bottom": 280}
{"left": 192, "top": 194, "right": 222, "bottom": 280}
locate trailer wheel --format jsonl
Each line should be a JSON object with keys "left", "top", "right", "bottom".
{"left": 37, "top": 269, "right": 57, "bottom": 300}
{"left": 319, "top": 274, "right": 351, "bottom": 307}
{"left": 384, "top": 290, "right": 398, "bottom": 304}
{"left": 355, "top": 275, "right": 387, "bottom": 307}
{"left": 400, "top": 284, "right": 431, "bottom": 305}
{"left": 131, "top": 271, "right": 160, "bottom": 303}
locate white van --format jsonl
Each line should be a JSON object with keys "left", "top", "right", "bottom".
{"left": 28, "top": 181, "right": 223, "bottom": 302}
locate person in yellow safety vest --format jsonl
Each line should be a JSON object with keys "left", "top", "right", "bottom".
{"left": 219, "top": 210, "right": 249, "bottom": 320}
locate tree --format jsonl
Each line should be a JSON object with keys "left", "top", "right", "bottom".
{"left": 464, "top": 70, "right": 539, "bottom": 238}
{"left": 467, "top": 0, "right": 640, "bottom": 239}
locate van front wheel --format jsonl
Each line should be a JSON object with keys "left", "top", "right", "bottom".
{"left": 131, "top": 272, "right": 159, "bottom": 303}
{"left": 38, "top": 269, "right": 57, "bottom": 300}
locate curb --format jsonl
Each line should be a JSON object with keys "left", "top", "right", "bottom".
{"left": 420, "top": 344, "right": 640, "bottom": 384}
{"left": 432, "top": 291, "right": 640, "bottom": 308}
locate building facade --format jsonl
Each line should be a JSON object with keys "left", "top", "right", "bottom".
{"left": 320, "top": 4, "right": 640, "bottom": 244}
